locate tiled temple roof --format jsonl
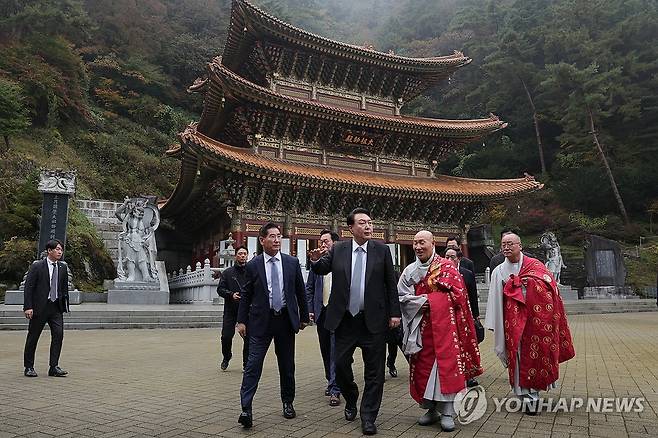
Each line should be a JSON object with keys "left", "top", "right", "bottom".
{"left": 174, "top": 128, "right": 543, "bottom": 202}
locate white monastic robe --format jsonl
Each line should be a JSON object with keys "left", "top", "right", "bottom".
{"left": 398, "top": 251, "right": 455, "bottom": 404}
{"left": 484, "top": 253, "right": 557, "bottom": 397}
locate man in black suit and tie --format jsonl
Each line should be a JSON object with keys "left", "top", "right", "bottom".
{"left": 310, "top": 208, "right": 401, "bottom": 436}
{"left": 236, "top": 223, "right": 309, "bottom": 428}
{"left": 446, "top": 236, "right": 475, "bottom": 273}
{"left": 23, "top": 239, "right": 70, "bottom": 377}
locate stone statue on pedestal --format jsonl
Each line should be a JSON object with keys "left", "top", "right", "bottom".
{"left": 115, "top": 197, "right": 160, "bottom": 282}
{"left": 540, "top": 231, "right": 566, "bottom": 284}
{"left": 108, "top": 196, "right": 169, "bottom": 305}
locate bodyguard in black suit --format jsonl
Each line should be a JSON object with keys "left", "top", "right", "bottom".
{"left": 216, "top": 245, "right": 250, "bottom": 371}
{"left": 310, "top": 208, "right": 401, "bottom": 436}
{"left": 236, "top": 223, "right": 309, "bottom": 428}
{"left": 23, "top": 239, "right": 70, "bottom": 378}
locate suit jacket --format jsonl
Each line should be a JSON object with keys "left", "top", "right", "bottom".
{"left": 311, "top": 239, "right": 400, "bottom": 334}
{"left": 489, "top": 252, "right": 505, "bottom": 272}
{"left": 459, "top": 256, "right": 475, "bottom": 274}
{"left": 305, "top": 270, "right": 325, "bottom": 318}
{"left": 459, "top": 265, "right": 479, "bottom": 318}
{"left": 237, "top": 253, "right": 309, "bottom": 337}
{"left": 23, "top": 258, "right": 70, "bottom": 316}
{"left": 217, "top": 263, "right": 248, "bottom": 314}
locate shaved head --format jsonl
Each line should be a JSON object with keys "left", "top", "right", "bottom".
{"left": 413, "top": 230, "right": 435, "bottom": 263}
{"left": 415, "top": 230, "right": 434, "bottom": 241}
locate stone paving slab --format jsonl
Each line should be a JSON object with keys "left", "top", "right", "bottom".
{"left": 1, "top": 313, "right": 657, "bottom": 437}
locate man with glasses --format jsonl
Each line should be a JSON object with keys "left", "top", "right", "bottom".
{"left": 484, "top": 233, "right": 575, "bottom": 415}
{"left": 305, "top": 229, "right": 341, "bottom": 406}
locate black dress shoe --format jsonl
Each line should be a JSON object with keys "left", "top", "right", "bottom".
{"left": 282, "top": 402, "right": 296, "bottom": 419}
{"left": 48, "top": 366, "right": 68, "bottom": 377}
{"left": 324, "top": 388, "right": 331, "bottom": 396}
{"left": 344, "top": 405, "right": 357, "bottom": 421}
{"left": 24, "top": 367, "right": 37, "bottom": 377}
{"left": 220, "top": 358, "right": 229, "bottom": 371}
{"left": 361, "top": 420, "right": 377, "bottom": 435}
{"left": 388, "top": 365, "right": 398, "bottom": 378}
{"left": 238, "top": 411, "right": 252, "bottom": 428}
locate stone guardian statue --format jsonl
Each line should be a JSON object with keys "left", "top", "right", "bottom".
{"left": 540, "top": 231, "right": 566, "bottom": 284}
{"left": 115, "top": 197, "right": 160, "bottom": 282}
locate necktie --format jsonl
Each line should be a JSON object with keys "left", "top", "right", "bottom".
{"left": 49, "top": 262, "right": 58, "bottom": 302}
{"left": 349, "top": 247, "right": 365, "bottom": 316}
{"left": 270, "top": 258, "right": 283, "bottom": 311}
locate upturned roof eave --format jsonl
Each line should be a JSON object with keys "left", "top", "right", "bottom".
{"left": 180, "top": 128, "right": 543, "bottom": 202}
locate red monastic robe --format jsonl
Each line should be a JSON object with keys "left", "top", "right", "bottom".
{"left": 409, "top": 255, "right": 483, "bottom": 403}
{"left": 503, "top": 256, "right": 575, "bottom": 391}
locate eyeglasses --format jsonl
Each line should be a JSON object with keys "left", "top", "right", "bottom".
{"left": 445, "top": 255, "right": 457, "bottom": 259}
{"left": 501, "top": 242, "right": 520, "bottom": 248}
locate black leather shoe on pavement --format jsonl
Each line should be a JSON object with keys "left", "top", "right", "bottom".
{"left": 282, "top": 402, "right": 296, "bottom": 419}
{"left": 48, "top": 366, "right": 68, "bottom": 377}
{"left": 24, "top": 367, "right": 37, "bottom": 377}
{"left": 238, "top": 411, "right": 252, "bottom": 428}
{"left": 361, "top": 420, "right": 377, "bottom": 435}
{"left": 220, "top": 358, "right": 229, "bottom": 371}
{"left": 388, "top": 365, "right": 398, "bottom": 378}
{"left": 344, "top": 405, "right": 357, "bottom": 421}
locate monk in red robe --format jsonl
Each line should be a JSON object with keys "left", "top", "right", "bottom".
{"left": 485, "top": 233, "right": 575, "bottom": 415}
{"left": 398, "top": 231, "right": 482, "bottom": 431}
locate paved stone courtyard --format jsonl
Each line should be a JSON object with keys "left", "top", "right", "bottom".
{"left": 1, "top": 312, "right": 657, "bottom": 438}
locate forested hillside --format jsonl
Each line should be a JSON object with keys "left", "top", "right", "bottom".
{"left": 1, "top": 0, "right": 657, "bottom": 288}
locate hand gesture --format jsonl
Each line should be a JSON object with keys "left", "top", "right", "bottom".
{"left": 308, "top": 247, "right": 327, "bottom": 262}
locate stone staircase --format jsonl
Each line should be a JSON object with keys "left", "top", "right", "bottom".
{"left": 0, "top": 304, "right": 223, "bottom": 330}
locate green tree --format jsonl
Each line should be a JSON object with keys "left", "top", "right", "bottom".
{"left": 0, "top": 78, "right": 30, "bottom": 152}
{"left": 540, "top": 62, "right": 630, "bottom": 224}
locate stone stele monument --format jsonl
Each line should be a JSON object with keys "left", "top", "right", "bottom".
{"left": 5, "top": 169, "right": 78, "bottom": 305}
{"left": 107, "top": 196, "right": 169, "bottom": 304}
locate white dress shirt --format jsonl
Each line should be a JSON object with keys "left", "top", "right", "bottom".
{"left": 263, "top": 252, "right": 285, "bottom": 308}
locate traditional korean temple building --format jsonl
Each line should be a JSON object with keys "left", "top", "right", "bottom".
{"left": 158, "top": 0, "right": 541, "bottom": 270}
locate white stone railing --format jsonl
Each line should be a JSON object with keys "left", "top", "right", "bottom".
{"left": 168, "top": 259, "right": 220, "bottom": 304}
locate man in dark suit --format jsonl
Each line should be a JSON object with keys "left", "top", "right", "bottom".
{"left": 310, "top": 208, "right": 401, "bottom": 436}
{"left": 446, "top": 236, "right": 475, "bottom": 273}
{"left": 236, "top": 223, "right": 309, "bottom": 428}
{"left": 306, "top": 229, "right": 341, "bottom": 406}
{"left": 217, "top": 245, "right": 249, "bottom": 371}
{"left": 446, "top": 248, "right": 480, "bottom": 387}
{"left": 23, "top": 239, "right": 70, "bottom": 377}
